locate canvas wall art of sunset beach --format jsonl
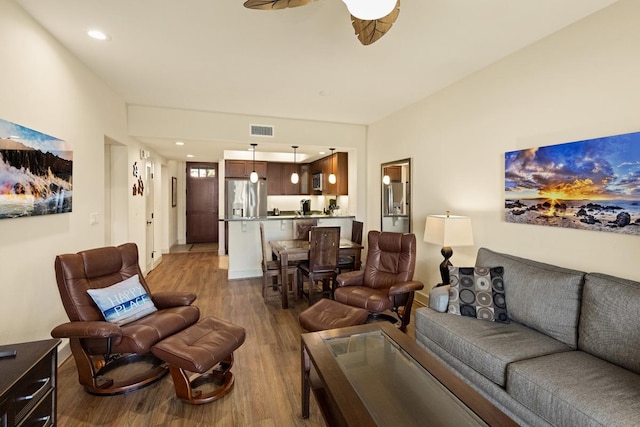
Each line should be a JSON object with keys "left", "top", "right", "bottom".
{"left": 505, "top": 131, "right": 640, "bottom": 235}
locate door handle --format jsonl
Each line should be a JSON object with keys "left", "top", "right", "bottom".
{"left": 146, "top": 221, "right": 152, "bottom": 225}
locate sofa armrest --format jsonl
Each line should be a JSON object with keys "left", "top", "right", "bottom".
{"left": 51, "top": 321, "right": 122, "bottom": 340}
{"left": 336, "top": 270, "right": 365, "bottom": 287}
{"left": 152, "top": 292, "right": 197, "bottom": 308}
{"left": 389, "top": 280, "right": 424, "bottom": 296}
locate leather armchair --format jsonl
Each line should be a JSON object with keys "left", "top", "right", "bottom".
{"left": 51, "top": 243, "right": 200, "bottom": 395}
{"left": 334, "top": 231, "right": 424, "bottom": 331}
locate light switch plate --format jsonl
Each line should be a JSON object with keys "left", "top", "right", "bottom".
{"left": 89, "top": 212, "right": 99, "bottom": 225}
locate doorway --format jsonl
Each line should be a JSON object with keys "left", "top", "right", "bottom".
{"left": 186, "top": 162, "right": 219, "bottom": 243}
{"left": 145, "top": 161, "right": 155, "bottom": 269}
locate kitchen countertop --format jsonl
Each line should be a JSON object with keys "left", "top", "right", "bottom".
{"left": 220, "top": 214, "right": 355, "bottom": 222}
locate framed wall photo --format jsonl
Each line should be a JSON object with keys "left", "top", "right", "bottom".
{"left": 505, "top": 130, "right": 640, "bottom": 236}
{"left": 0, "top": 118, "right": 73, "bottom": 219}
{"left": 171, "top": 177, "right": 177, "bottom": 207}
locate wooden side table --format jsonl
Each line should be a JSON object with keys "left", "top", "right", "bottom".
{"left": 0, "top": 339, "right": 60, "bottom": 426}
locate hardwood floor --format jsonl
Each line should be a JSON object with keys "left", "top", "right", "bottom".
{"left": 56, "top": 251, "right": 416, "bottom": 426}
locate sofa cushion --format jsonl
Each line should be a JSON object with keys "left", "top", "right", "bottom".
{"left": 508, "top": 351, "right": 640, "bottom": 427}
{"left": 579, "top": 273, "right": 640, "bottom": 375}
{"left": 414, "top": 307, "right": 572, "bottom": 387}
{"left": 475, "top": 247, "right": 584, "bottom": 348}
{"left": 447, "top": 266, "right": 508, "bottom": 322}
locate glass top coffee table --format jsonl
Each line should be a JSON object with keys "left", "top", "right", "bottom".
{"left": 301, "top": 322, "right": 517, "bottom": 427}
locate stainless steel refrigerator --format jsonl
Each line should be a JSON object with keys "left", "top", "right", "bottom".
{"left": 226, "top": 179, "right": 267, "bottom": 218}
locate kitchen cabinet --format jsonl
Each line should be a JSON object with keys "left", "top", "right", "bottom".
{"left": 225, "top": 160, "right": 267, "bottom": 179}
{"left": 311, "top": 152, "right": 348, "bottom": 195}
{"left": 266, "top": 162, "right": 282, "bottom": 194}
{"left": 0, "top": 339, "right": 60, "bottom": 427}
{"left": 383, "top": 165, "right": 402, "bottom": 182}
{"left": 267, "top": 162, "right": 301, "bottom": 195}
{"left": 282, "top": 163, "right": 301, "bottom": 195}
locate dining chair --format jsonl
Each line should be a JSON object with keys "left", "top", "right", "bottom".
{"left": 338, "top": 220, "right": 364, "bottom": 272}
{"left": 297, "top": 226, "right": 341, "bottom": 306}
{"left": 260, "top": 222, "right": 298, "bottom": 301}
{"left": 294, "top": 219, "right": 318, "bottom": 240}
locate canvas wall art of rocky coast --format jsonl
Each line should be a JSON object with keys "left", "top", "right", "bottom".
{"left": 505, "top": 199, "right": 640, "bottom": 235}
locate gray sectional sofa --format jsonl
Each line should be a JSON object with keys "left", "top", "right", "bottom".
{"left": 414, "top": 247, "right": 640, "bottom": 427}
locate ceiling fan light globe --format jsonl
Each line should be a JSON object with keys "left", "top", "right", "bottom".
{"left": 341, "top": 0, "right": 396, "bottom": 20}
{"left": 291, "top": 172, "right": 299, "bottom": 184}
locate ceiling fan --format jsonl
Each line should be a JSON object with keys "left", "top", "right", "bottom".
{"left": 243, "top": 0, "right": 400, "bottom": 46}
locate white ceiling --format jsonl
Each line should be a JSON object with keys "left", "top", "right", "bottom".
{"left": 16, "top": 0, "right": 617, "bottom": 160}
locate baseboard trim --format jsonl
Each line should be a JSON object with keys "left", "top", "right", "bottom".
{"left": 57, "top": 339, "right": 71, "bottom": 366}
{"left": 414, "top": 290, "right": 428, "bottom": 308}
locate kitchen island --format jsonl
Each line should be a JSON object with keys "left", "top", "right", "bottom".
{"left": 222, "top": 215, "right": 356, "bottom": 280}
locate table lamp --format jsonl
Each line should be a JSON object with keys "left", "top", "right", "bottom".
{"left": 423, "top": 211, "right": 474, "bottom": 285}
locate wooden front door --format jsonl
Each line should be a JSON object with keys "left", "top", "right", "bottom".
{"left": 186, "top": 162, "right": 218, "bottom": 243}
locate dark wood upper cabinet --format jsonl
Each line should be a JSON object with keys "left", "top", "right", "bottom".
{"left": 310, "top": 152, "right": 348, "bottom": 195}
{"left": 384, "top": 165, "right": 402, "bottom": 182}
{"left": 266, "top": 162, "right": 282, "bottom": 194}
{"left": 281, "top": 163, "right": 301, "bottom": 195}
{"left": 267, "top": 162, "right": 301, "bottom": 195}
{"left": 226, "top": 160, "right": 267, "bottom": 179}
{"left": 228, "top": 154, "right": 346, "bottom": 195}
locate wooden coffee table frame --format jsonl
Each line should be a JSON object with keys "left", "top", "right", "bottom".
{"left": 301, "top": 323, "right": 517, "bottom": 427}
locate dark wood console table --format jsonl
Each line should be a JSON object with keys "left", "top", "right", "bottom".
{"left": 0, "top": 339, "right": 60, "bottom": 427}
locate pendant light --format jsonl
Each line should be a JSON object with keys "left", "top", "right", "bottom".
{"left": 291, "top": 145, "right": 299, "bottom": 184}
{"left": 249, "top": 143, "right": 259, "bottom": 183}
{"left": 341, "top": 0, "right": 396, "bottom": 20}
{"left": 328, "top": 148, "right": 337, "bottom": 185}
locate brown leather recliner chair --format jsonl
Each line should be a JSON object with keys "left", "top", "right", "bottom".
{"left": 334, "top": 231, "right": 424, "bottom": 331}
{"left": 51, "top": 243, "right": 200, "bottom": 395}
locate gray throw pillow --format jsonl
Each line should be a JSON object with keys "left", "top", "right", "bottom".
{"left": 429, "top": 285, "right": 450, "bottom": 313}
{"left": 447, "top": 266, "right": 508, "bottom": 322}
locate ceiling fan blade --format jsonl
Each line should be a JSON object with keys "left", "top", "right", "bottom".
{"left": 243, "top": 0, "right": 314, "bottom": 10}
{"left": 349, "top": 0, "right": 400, "bottom": 45}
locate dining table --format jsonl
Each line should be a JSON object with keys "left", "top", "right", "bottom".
{"left": 269, "top": 238, "right": 364, "bottom": 309}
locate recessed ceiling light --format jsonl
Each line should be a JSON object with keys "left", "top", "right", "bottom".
{"left": 87, "top": 29, "right": 110, "bottom": 41}
{"left": 175, "top": 141, "right": 184, "bottom": 146}
{"left": 319, "top": 151, "right": 326, "bottom": 155}
{"left": 186, "top": 154, "right": 194, "bottom": 158}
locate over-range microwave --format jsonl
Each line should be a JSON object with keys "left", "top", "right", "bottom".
{"left": 312, "top": 172, "right": 323, "bottom": 191}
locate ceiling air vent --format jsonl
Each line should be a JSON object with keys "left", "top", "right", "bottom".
{"left": 250, "top": 124, "right": 274, "bottom": 137}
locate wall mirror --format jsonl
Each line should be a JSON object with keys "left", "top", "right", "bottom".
{"left": 381, "top": 158, "right": 411, "bottom": 233}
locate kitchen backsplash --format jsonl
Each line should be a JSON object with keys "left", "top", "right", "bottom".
{"left": 268, "top": 195, "right": 349, "bottom": 214}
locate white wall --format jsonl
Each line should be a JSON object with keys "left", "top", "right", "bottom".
{"left": 0, "top": 1, "right": 160, "bottom": 346}
{"left": 368, "top": 0, "right": 640, "bottom": 294}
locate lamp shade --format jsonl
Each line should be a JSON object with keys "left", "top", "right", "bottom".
{"left": 341, "top": 0, "right": 396, "bottom": 20}
{"left": 423, "top": 215, "right": 474, "bottom": 247}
